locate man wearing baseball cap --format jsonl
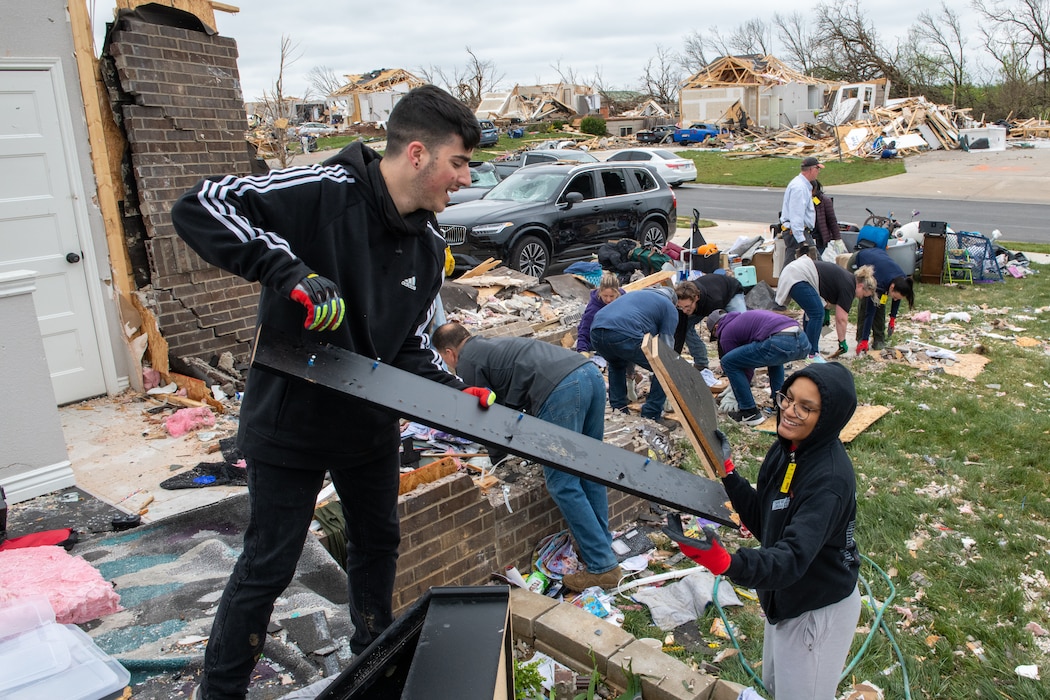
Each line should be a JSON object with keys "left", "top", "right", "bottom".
{"left": 779, "top": 157, "right": 824, "bottom": 267}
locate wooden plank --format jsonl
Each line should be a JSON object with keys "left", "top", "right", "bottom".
{"left": 623, "top": 270, "right": 673, "bottom": 291}
{"left": 459, "top": 258, "right": 502, "bottom": 279}
{"left": 68, "top": 0, "right": 135, "bottom": 296}
{"left": 642, "top": 334, "right": 722, "bottom": 479}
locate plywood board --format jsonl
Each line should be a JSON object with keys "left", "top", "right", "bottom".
{"left": 642, "top": 334, "right": 722, "bottom": 479}
{"left": 623, "top": 270, "right": 674, "bottom": 291}
{"left": 755, "top": 404, "right": 889, "bottom": 443}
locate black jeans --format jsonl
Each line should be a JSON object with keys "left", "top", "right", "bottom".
{"left": 201, "top": 451, "right": 400, "bottom": 699}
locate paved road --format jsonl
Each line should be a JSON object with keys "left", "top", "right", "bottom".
{"left": 674, "top": 185, "right": 1050, "bottom": 244}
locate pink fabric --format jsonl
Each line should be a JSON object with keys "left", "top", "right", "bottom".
{"left": 0, "top": 547, "right": 122, "bottom": 624}
{"left": 164, "top": 406, "right": 216, "bottom": 437}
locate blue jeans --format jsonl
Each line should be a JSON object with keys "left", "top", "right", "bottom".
{"left": 201, "top": 448, "right": 400, "bottom": 699}
{"left": 684, "top": 293, "right": 748, "bottom": 367}
{"left": 721, "top": 332, "right": 811, "bottom": 411}
{"left": 590, "top": 327, "right": 666, "bottom": 420}
{"left": 536, "top": 364, "right": 617, "bottom": 574}
{"left": 787, "top": 282, "right": 825, "bottom": 354}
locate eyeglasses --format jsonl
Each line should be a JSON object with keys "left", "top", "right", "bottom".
{"left": 775, "top": 391, "right": 820, "bottom": 420}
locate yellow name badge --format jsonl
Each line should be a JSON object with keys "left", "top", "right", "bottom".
{"left": 880, "top": 293, "right": 888, "bottom": 306}
{"left": 780, "top": 461, "right": 796, "bottom": 493}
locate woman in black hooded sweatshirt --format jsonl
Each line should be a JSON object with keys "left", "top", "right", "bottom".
{"left": 670, "top": 362, "right": 861, "bottom": 698}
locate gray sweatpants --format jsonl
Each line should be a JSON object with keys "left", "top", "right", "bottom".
{"left": 762, "top": 586, "right": 861, "bottom": 699}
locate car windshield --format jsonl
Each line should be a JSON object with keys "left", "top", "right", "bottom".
{"left": 485, "top": 171, "right": 564, "bottom": 203}
{"left": 470, "top": 167, "right": 500, "bottom": 187}
{"left": 555, "top": 151, "right": 598, "bottom": 163}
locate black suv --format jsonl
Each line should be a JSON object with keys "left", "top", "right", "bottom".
{"left": 437, "top": 161, "right": 676, "bottom": 279}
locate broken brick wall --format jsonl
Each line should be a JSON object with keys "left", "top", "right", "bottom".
{"left": 103, "top": 9, "right": 259, "bottom": 363}
{"left": 393, "top": 472, "right": 648, "bottom": 615}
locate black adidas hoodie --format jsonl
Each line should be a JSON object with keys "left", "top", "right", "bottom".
{"left": 721, "top": 362, "right": 860, "bottom": 624}
{"left": 172, "top": 142, "right": 465, "bottom": 467}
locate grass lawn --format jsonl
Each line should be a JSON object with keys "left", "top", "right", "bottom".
{"left": 673, "top": 150, "right": 906, "bottom": 187}
{"left": 625, "top": 265, "right": 1050, "bottom": 698}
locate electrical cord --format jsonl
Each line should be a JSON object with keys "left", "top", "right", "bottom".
{"left": 710, "top": 554, "right": 913, "bottom": 699}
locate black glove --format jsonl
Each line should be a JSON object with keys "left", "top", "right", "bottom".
{"left": 290, "top": 273, "right": 345, "bottom": 331}
{"left": 712, "top": 429, "right": 735, "bottom": 476}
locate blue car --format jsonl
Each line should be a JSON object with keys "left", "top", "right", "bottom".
{"left": 478, "top": 119, "right": 499, "bottom": 147}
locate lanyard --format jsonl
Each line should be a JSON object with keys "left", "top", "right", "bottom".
{"left": 780, "top": 451, "right": 797, "bottom": 494}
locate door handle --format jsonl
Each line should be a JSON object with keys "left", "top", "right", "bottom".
{"left": 66, "top": 252, "right": 81, "bottom": 264}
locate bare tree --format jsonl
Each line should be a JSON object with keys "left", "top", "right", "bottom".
{"left": 774, "top": 11, "right": 818, "bottom": 74}
{"left": 550, "top": 60, "right": 584, "bottom": 87}
{"left": 913, "top": 2, "right": 969, "bottom": 104}
{"left": 641, "top": 44, "right": 685, "bottom": 109}
{"left": 728, "top": 18, "right": 774, "bottom": 56}
{"left": 590, "top": 66, "right": 640, "bottom": 114}
{"left": 974, "top": 0, "right": 1050, "bottom": 108}
{"left": 255, "top": 36, "right": 301, "bottom": 168}
{"left": 681, "top": 30, "right": 712, "bottom": 74}
{"left": 419, "top": 47, "right": 504, "bottom": 109}
{"left": 812, "top": 0, "right": 905, "bottom": 86}
{"left": 307, "top": 65, "right": 344, "bottom": 100}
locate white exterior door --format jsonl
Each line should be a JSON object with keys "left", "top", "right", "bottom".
{"left": 0, "top": 67, "right": 106, "bottom": 404}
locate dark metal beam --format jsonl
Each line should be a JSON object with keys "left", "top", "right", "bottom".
{"left": 251, "top": 327, "right": 735, "bottom": 526}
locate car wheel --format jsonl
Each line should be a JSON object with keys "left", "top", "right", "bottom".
{"left": 641, "top": 220, "right": 667, "bottom": 249}
{"left": 510, "top": 235, "right": 549, "bottom": 279}
{"left": 679, "top": 139, "right": 689, "bottom": 146}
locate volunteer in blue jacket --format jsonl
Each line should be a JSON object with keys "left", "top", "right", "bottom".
{"left": 590, "top": 287, "right": 681, "bottom": 424}
{"left": 667, "top": 362, "right": 861, "bottom": 699}
{"left": 851, "top": 247, "right": 916, "bottom": 352}
{"left": 707, "top": 309, "right": 811, "bottom": 426}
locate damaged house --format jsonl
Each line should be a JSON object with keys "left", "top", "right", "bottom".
{"left": 475, "top": 81, "right": 601, "bottom": 123}
{"left": 327, "top": 67, "right": 425, "bottom": 126}
{"left": 678, "top": 54, "right": 837, "bottom": 131}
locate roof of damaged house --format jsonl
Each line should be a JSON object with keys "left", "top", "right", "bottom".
{"left": 682, "top": 54, "right": 837, "bottom": 89}
{"left": 330, "top": 68, "right": 424, "bottom": 96}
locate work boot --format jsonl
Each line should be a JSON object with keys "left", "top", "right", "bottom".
{"left": 562, "top": 565, "right": 624, "bottom": 592}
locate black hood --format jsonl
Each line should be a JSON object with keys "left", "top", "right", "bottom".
{"left": 777, "top": 362, "right": 857, "bottom": 452}
{"left": 323, "top": 141, "right": 435, "bottom": 237}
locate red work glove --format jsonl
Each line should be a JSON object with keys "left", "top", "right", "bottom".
{"left": 887, "top": 317, "right": 896, "bottom": 338}
{"left": 290, "top": 273, "right": 345, "bottom": 331}
{"left": 662, "top": 514, "right": 732, "bottom": 575}
{"left": 856, "top": 339, "right": 870, "bottom": 354}
{"left": 463, "top": 386, "right": 496, "bottom": 408}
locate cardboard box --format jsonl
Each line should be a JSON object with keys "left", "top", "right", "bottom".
{"left": 752, "top": 250, "right": 778, "bottom": 287}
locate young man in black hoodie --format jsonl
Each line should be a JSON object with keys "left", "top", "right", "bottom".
{"left": 173, "top": 85, "right": 493, "bottom": 700}
{"left": 668, "top": 362, "right": 861, "bottom": 698}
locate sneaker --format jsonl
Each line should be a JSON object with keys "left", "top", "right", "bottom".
{"left": 728, "top": 408, "right": 765, "bottom": 426}
{"left": 806, "top": 354, "right": 827, "bottom": 364}
{"left": 562, "top": 565, "right": 624, "bottom": 592}
{"left": 871, "top": 340, "right": 886, "bottom": 350}
{"left": 614, "top": 406, "right": 632, "bottom": 415}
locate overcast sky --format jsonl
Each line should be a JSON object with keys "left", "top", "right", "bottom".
{"left": 91, "top": 1, "right": 979, "bottom": 102}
